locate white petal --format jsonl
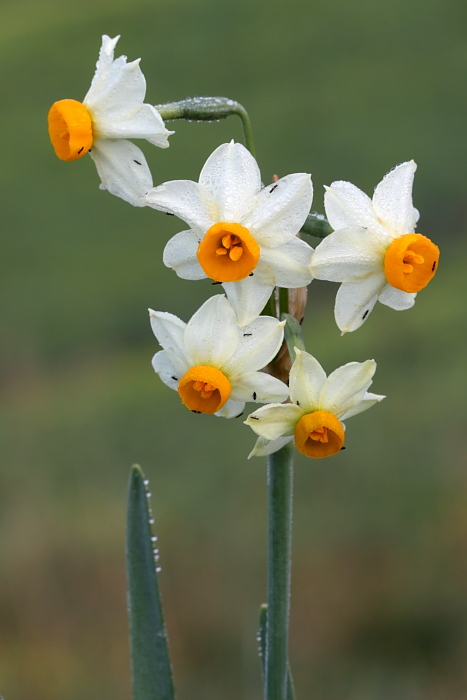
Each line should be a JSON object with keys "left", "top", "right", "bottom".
{"left": 151, "top": 350, "right": 187, "bottom": 390}
{"left": 85, "top": 48, "right": 146, "bottom": 123}
{"left": 334, "top": 272, "right": 386, "bottom": 333}
{"left": 222, "top": 277, "right": 274, "bottom": 327}
{"left": 372, "top": 161, "right": 418, "bottom": 234}
{"left": 221, "top": 316, "right": 285, "bottom": 375}
{"left": 244, "top": 403, "right": 303, "bottom": 440}
{"left": 320, "top": 360, "right": 377, "bottom": 418}
{"left": 93, "top": 35, "right": 120, "bottom": 75}
{"left": 254, "top": 236, "right": 313, "bottom": 287}
{"left": 199, "top": 141, "right": 261, "bottom": 222}
{"left": 248, "top": 435, "right": 294, "bottom": 458}
{"left": 149, "top": 309, "right": 187, "bottom": 360}
{"left": 215, "top": 399, "right": 245, "bottom": 419}
{"left": 163, "top": 230, "right": 206, "bottom": 280}
{"left": 289, "top": 349, "right": 327, "bottom": 410}
{"left": 324, "top": 180, "right": 383, "bottom": 232}
{"left": 96, "top": 104, "right": 173, "bottom": 148}
{"left": 184, "top": 295, "right": 239, "bottom": 367}
{"left": 244, "top": 174, "right": 313, "bottom": 248}
{"left": 90, "top": 139, "right": 152, "bottom": 206}
{"left": 340, "top": 392, "right": 385, "bottom": 421}
{"left": 378, "top": 283, "right": 417, "bottom": 310}
{"left": 83, "top": 36, "right": 120, "bottom": 104}
{"left": 145, "top": 180, "right": 215, "bottom": 232}
{"left": 230, "top": 371, "right": 289, "bottom": 404}
{"left": 310, "top": 226, "right": 387, "bottom": 282}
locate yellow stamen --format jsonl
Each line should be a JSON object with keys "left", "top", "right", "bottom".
{"left": 229, "top": 246, "right": 244, "bottom": 262}
{"left": 294, "top": 410, "right": 344, "bottom": 458}
{"left": 384, "top": 233, "right": 439, "bottom": 293}
{"left": 48, "top": 99, "right": 93, "bottom": 161}
{"left": 197, "top": 222, "right": 260, "bottom": 282}
{"left": 178, "top": 365, "right": 232, "bottom": 414}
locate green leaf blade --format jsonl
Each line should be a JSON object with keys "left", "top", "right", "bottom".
{"left": 126, "top": 465, "right": 175, "bottom": 700}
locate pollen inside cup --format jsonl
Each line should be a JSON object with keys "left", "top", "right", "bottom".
{"left": 294, "top": 410, "right": 345, "bottom": 458}
{"left": 197, "top": 222, "right": 260, "bottom": 282}
{"left": 178, "top": 365, "right": 232, "bottom": 414}
{"left": 48, "top": 99, "right": 93, "bottom": 161}
{"left": 384, "top": 233, "right": 439, "bottom": 293}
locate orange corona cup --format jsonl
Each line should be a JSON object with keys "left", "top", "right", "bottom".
{"left": 48, "top": 99, "right": 93, "bottom": 161}
{"left": 178, "top": 366, "right": 232, "bottom": 414}
{"left": 384, "top": 233, "right": 439, "bottom": 293}
{"left": 294, "top": 411, "right": 345, "bottom": 459}
{"left": 197, "top": 222, "right": 260, "bottom": 282}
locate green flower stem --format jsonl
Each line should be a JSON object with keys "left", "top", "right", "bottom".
{"left": 258, "top": 605, "right": 296, "bottom": 700}
{"left": 300, "top": 211, "right": 332, "bottom": 239}
{"left": 265, "top": 443, "right": 294, "bottom": 700}
{"left": 281, "top": 313, "right": 306, "bottom": 363}
{"left": 155, "top": 96, "right": 256, "bottom": 157}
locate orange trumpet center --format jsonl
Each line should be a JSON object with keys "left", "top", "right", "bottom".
{"left": 197, "top": 222, "right": 260, "bottom": 282}
{"left": 294, "top": 410, "right": 345, "bottom": 458}
{"left": 48, "top": 99, "right": 93, "bottom": 161}
{"left": 178, "top": 365, "right": 232, "bottom": 414}
{"left": 384, "top": 233, "right": 439, "bottom": 293}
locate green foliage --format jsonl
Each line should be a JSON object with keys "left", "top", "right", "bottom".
{"left": 126, "top": 465, "right": 175, "bottom": 700}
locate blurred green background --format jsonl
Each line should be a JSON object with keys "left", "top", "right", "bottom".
{"left": 1, "top": 0, "right": 466, "bottom": 698}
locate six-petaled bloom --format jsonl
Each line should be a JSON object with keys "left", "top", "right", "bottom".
{"left": 245, "top": 349, "right": 384, "bottom": 458}
{"left": 145, "top": 141, "right": 314, "bottom": 326}
{"left": 48, "top": 35, "right": 173, "bottom": 206}
{"left": 310, "top": 161, "right": 440, "bottom": 333}
{"left": 149, "top": 295, "right": 289, "bottom": 418}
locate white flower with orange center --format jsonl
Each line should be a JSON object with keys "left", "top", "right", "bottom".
{"left": 47, "top": 35, "right": 173, "bottom": 206}
{"left": 145, "top": 141, "right": 314, "bottom": 326}
{"left": 245, "top": 349, "right": 384, "bottom": 458}
{"left": 149, "top": 295, "right": 289, "bottom": 418}
{"left": 310, "top": 161, "right": 440, "bottom": 333}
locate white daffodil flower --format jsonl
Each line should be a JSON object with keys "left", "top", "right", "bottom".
{"left": 245, "top": 348, "right": 384, "bottom": 458}
{"left": 145, "top": 141, "right": 314, "bottom": 326}
{"left": 149, "top": 295, "right": 289, "bottom": 418}
{"left": 48, "top": 35, "right": 173, "bottom": 206}
{"left": 310, "top": 161, "right": 440, "bottom": 333}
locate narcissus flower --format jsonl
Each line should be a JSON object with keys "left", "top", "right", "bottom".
{"left": 48, "top": 35, "right": 173, "bottom": 206}
{"left": 149, "top": 295, "right": 289, "bottom": 418}
{"left": 245, "top": 349, "right": 384, "bottom": 458}
{"left": 310, "top": 161, "right": 440, "bottom": 333}
{"left": 145, "top": 141, "right": 314, "bottom": 326}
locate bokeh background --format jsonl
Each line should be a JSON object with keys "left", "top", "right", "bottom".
{"left": 1, "top": 0, "right": 466, "bottom": 698}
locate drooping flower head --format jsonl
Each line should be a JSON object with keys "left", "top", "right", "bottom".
{"left": 145, "top": 141, "right": 314, "bottom": 326}
{"left": 245, "top": 349, "right": 384, "bottom": 457}
{"left": 310, "top": 161, "right": 440, "bottom": 332}
{"left": 149, "top": 295, "right": 289, "bottom": 418}
{"left": 48, "top": 35, "right": 173, "bottom": 206}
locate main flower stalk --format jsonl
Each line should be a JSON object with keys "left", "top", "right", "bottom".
{"left": 265, "top": 441, "right": 294, "bottom": 700}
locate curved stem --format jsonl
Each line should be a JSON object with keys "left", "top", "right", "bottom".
{"left": 155, "top": 96, "right": 256, "bottom": 157}
{"left": 265, "top": 443, "right": 294, "bottom": 700}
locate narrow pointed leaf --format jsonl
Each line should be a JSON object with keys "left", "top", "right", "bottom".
{"left": 258, "top": 604, "right": 296, "bottom": 700}
{"left": 126, "top": 465, "right": 175, "bottom": 700}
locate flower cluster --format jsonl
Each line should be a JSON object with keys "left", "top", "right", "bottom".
{"left": 48, "top": 34, "right": 440, "bottom": 459}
